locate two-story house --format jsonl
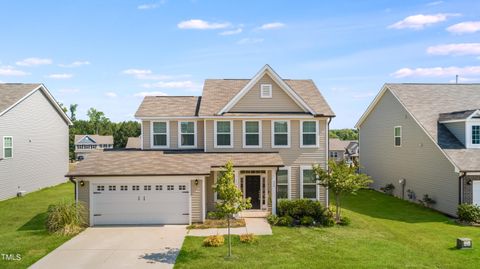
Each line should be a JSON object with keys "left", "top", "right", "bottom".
{"left": 68, "top": 65, "right": 335, "bottom": 226}
{"left": 0, "top": 83, "right": 71, "bottom": 200}
{"left": 356, "top": 83, "right": 480, "bottom": 216}
{"left": 329, "top": 138, "right": 359, "bottom": 164}
{"left": 74, "top": 135, "right": 114, "bottom": 160}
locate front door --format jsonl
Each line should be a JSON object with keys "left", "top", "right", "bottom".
{"left": 245, "top": 176, "right": 261, "bottom": 209}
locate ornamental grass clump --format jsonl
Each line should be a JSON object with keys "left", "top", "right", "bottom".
{"left": 46, "top": 201, "right": 87, "bottom": 236}
{"left": 203, "top": 235, "right": 225, "bottom": 247}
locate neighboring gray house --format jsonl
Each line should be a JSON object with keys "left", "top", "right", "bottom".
{"left": 74, "top": 135, "right": 113, "bottom": 160}
{"left": 329, "top": 138, "right": 358, "bottom": 163}
{"left": 68, "top": 65, "right": 335, "bottom": 226}
{"left": 356, "top": 83, "right": 480, "bottom": 216}
{"left": 0, "top": 83, "right": 72, "bottom": 200}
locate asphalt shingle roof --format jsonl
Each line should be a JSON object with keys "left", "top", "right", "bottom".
{"left": 386, "top": 83, "right": 480, "bottom": 171}
{"left": 0, "top": 83, "right": 41, "bottom": 115}
{"left": 135, "top": 96, "right": 201, "bottom": 117}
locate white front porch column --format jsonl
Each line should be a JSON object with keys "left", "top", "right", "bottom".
{"left": 271, "top": 169, "right": 277, "bottom": 215}
{"left": 234, "top": 169, "right": 240, "bottom": 187}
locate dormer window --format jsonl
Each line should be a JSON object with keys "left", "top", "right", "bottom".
{"left": 472, "top": 126, "right": 480, "bottom": 144}
{"left": 260, "top": 84, "right": 272, "bottom": 98}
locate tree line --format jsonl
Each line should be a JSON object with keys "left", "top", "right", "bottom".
{"left": 60, "top": 104, "right": 141, "bottom": 160}
{"left": 329, "top": 128, "right": 358, "bottom": 141}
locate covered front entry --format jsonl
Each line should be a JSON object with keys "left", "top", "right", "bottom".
{"left": 91, "top": 181, "right": 190, "bottom": 225}
{"left": 245, "top": 175, "right": 261, "bottom": 209}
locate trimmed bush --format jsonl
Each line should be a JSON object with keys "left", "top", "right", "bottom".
{"left": 277, "top": 215, "right": 294, "bottom": 226}
{"left": 457, "top": 204, "right": 480, "bottom": 223}
{"left": 46, "top": 201, "right": 87, "bottom": 235}
{"left": 206, "top": 211, "right": 222, "bottom": 220}
{"left": 203, "top": 235, "right": 225, "bottom": 247}
{"left": 267, "top": 214, "right": 279, "bottom": 225}
{"left": 300, "top": 216, "right": 315, "bottom": 226}
{"left": 338, "top": 216, "right": 351, "bottom": 226}
{"left": 320, "top": 210, "right": 336, "bottom": 227}
{"left": 239, "top": 233, "right": 257, "bottom": 244}
{"left": 277, "top": 199, "right": 325, "bottom": 221}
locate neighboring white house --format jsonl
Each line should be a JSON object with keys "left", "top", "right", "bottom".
{"left": 0, "top": 83, "right": 72, "bottom": 200}
{"left": 74, "top": 135, "right": 114, "bottom": 160}
{"left": 356, "top": 83, "right": 480, "bottom": 216}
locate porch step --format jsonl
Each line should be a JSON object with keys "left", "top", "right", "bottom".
{"left": 238, "top": 210, "right": 270, "bottom": 218}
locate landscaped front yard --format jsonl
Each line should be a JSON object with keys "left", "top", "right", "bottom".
{"left": 0, "top": 182, "right": 75, "bottom": 269}
{"left": 176, "top": 190, "right": 480, "bottom": 269}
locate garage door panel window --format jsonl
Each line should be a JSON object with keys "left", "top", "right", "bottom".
{"left": 120, "top": 185, "right": 128, "bottom": 191}
{"left": 167, "top": 185, "right": 174, "bottom": 191}
{"left": 132, "top": 185, "right": 140, "bottom": 191}
{"left": 97, "top": 185, "right": 105, "bottom": 191}
{"left": 156, "top": 185, "right": 163, "bottom": 191}
{"left": 144, "top": 185, "right": 152, "bottom": 191}
{"left": 179, "top": 185, "right": 186, "bottom": 191}
{"left": 152, "top": 121, "right": 169, "bottom": 148}
{"left": 109, "top": 185, "right": 116, "bottom": 191}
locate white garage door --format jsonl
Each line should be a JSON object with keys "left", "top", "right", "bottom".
{"left": 92, "top": 182, "right": 190, "bottom": 225}
{"left": 473, "top": 181, "right": 480, "bottom": 206}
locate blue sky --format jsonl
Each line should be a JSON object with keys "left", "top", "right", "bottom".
{"left": 0, "top": 0, "right": 479, "bottom": 128}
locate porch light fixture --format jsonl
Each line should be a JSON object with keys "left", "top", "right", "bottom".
{"left": 195, "top": 179, "right": 199, "bottom": 185}
{"left": 79, "top": 180, "right": 85, "bottom": 187}
{"left": 467, "top": 179, "right": 472, "bottom": 185}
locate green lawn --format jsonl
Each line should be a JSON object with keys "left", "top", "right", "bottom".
{"left": 176, "top": 190, "right": 480, "bottom": 269}
{"left": 0, "top": 182, "right": 74, "bottom": 269}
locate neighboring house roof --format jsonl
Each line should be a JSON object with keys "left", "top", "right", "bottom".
{"left": 0, "top": 83, "right": 72, "bottom": 125}
{"left": 329, "top": 138, "right": 355, "bottom": 151}
{"left": 67, "top": 151, "right": 284, "bottom": 177}
{"left": 135, "top": 96, "right": 201, "bottom": 118}
{"left": 356, "top": 83, "right": 480, "bottom": 172}
{"left": 75, "top": 135, "right": 114, "bottom": 144}
{"left": 126, "top": 137, "right": 141, "bottom": 149}
{"left": 134, "top": 65, "right": 335, "bottom": 118}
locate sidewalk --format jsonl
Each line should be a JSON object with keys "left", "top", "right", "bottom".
{"left": 187, "top": 218, "right": 272, "bottom": 236}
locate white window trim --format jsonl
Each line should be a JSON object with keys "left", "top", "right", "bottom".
{"left": 394, "top": 126, "right": 402, "bottom": 147}
{"left": 260, "top": 84, "right": 272, "bottom": 98}
{"left": 243, "top": 120, "right": 262, "bottom": 148}
{"left": 214, "top": 120, "right": 234, "bottom": 148}
{"left": 271, "top": 120, "right": 291, "bottom": 148}
{"left": 300, "top": 166, "right": 319, "bottom": 200}
{"left": 300, "top": 120, "right": 319, "bottom": 148}
{"left": 277, "top": 166, "right": 291, "bottom": 200}
{"left": 150, "top": 121, "right": 170, "bottom": 149}
{"left": 3, "top": 136, "right": 13, "bottom": 159}
{"left": 466, "top": 120, "right": 480, "bottom": 149}
{"left": 178, "top": 121, "right": 197, "bottom": 148}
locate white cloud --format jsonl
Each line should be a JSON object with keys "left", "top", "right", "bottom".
{"left": 447, "top": 21, "right": 480, "bottom": 34}
{"left": 237, "top": 38, "right": 264, "bottom": 45}
{"left": 105, "top": 92, "right": 118, "bottom": 98}
{"left": 122, "top": 69, "right": 187, "bottom": 80}
{"left": 47, "top": 73, "right": 73, "bottom": 79}
{"left": 0, "top": 66, "right": 29, "bottom": 76}
{"left": 58, "top": 61, "right": 90, "bottom": 68}
{"left": 388, "top": 13, "right": 459, "bottom": 30}
{"left": 219, "top": 28, "right": 243, "bottom": 35}
{"left": 16, "top": 57, "right": 52, "bottom": 66}
{"left": 427, "top": 43, "right": 480, "bottom": 55}
{"left": 391, "top": 66, "right": 480, "bottom": 78}
{"left": 58, "top": 88, "right": 80, "bottom": 94}
{"left": 134, "top": 91, "right": 169, "bottom": 97}
{"left": 141, "top": 80, "right": 200, "bottom": 90}
{"left": 258, "top": 22, "right": 285, "bottom": 30}
{"left": 177, "top": 19, "right": 230, "bottom": 30}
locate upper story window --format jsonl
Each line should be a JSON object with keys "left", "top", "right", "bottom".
{"left": 260, "top": 84, "right": 272, "bottom": 98}
{"left": 215, "top": 121, "right": 233, "bottom": 148}
{"left": 179, "top": 121, "right": 196, "bottom": 148}
{"left": 472, "top": 125, "right": 480, "bottom": 144}
{"left": 301, "top": 121, "right": 318, "bottom": 147}
{"left": 243, "top": 121, "right": 261, "bottom": 148}
{"left": 272, "top": 120, "right": 290, "bottom": 148}
{"left": 3, "top": 136, "right": 13, "bottom": 159}
{"left": 152, "top": 121, "right": 169, "bottom": 148}
{"left": 394, "top": 126, "right": 402, "bottom": 147}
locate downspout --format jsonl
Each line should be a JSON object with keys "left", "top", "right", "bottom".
{"left": 69, "top": 176, "right": 78, "bottom": 204}
{"left": 459, "top": 172, "right": 466, "bottom": 205}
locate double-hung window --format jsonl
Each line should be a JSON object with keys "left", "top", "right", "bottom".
{"left": 301, "top": 167, "right": 317, "bottom": 199}
{"left": 394, "top": 126, "right": 402, "bottom": 147}
{"left": 472, "top": 125, "right": 480, "bottom": 145}
{"left": 301, "top": 121, "right": 318, "bottom": 147}
{"left": 272, "top": 120, "right": 290, "bottom": 147}
{"left": 152, "top": 121, "right": 168, "bottom": 148}
{"left": 243, "top": 121, "right": 261, "bottom": 148}
{"left": 215, "top": 121, "right": 233, "bottom": 148}
{"left": 277, "top": 167, "right": 290, "bottom": 199}
{"left": 3, "top": 136, "right": 12, "bottom": 159}
{"left": 179, "top": 121, "right": 196, "bottom": 148}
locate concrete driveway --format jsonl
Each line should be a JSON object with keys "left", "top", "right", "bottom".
{"left": 30, "top": 225, "right": 187, "bottom": 269}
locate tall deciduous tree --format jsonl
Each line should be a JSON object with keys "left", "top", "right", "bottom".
{"left": 69, "top": 104, "right": 78, "bottom": 121}
{"left": 313, "top": 160, "right": 372, "bottom": 221}
{"left": 214, "top": 161, "right": 251, "bottom": 257}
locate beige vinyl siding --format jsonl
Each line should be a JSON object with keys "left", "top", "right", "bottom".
{"left": 444, "top": 122, "right": 466, "bottom": 146}
{"left": 197, "top": 120, "right": 204, "bottom": 148}
{"left": 142, "top": 120, "right": 204, "bottom": 149}
{"left": 0, "top": 90, "right": 69, "bottom": 200}
{"left": 359, "top": 89, "right": 459, "bottom": 216}
{"left": 206, "top": 172, "right": 215, "bottom": 212}
{"left": 191, "top": 179, "right": 203, "bottom": 223}
{"left": 142, "top": 120, "right": 151, "bottom": 149}
{"left": 78, "top": 181, "right": 90, "bottom": 224}
{"left": 230, "top": 74, "right": 304, "bottom": 113}
{"left": 170, "top": 120, "right": 178, "bottom": 149}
